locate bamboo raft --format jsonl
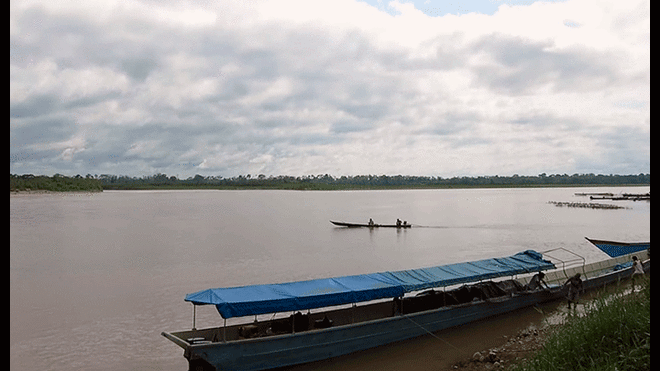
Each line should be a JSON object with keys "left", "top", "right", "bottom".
{"left": 548, "top": 201, "right": 629, "bottom": 210}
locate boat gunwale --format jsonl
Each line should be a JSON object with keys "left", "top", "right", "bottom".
{"left": 585, "top": 237, "right": 650, "bottom": 246}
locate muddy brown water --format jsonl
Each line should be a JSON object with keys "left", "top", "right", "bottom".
{"left": 10, "top": 188, "right": 649, "bottom": 370}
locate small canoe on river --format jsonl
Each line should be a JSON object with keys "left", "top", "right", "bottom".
{"left": 330, "top": 220, "right": 412, "bottom": 228}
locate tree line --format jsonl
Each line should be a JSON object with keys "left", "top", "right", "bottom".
{"left": 97, "top": 172, "right": 649, "bottom": 190}
{"left": 10, "top": 172, "right": 650, "bottom": 192}
{"left": 10, "top": 173, "right": 103, "bottom": 192}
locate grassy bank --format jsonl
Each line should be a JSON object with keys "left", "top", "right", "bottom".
{"left": 512, "top": 276, "right": 650, "bottom": 371}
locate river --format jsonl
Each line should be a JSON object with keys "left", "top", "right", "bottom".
{"left": 10, "top": 187, "right": 650, "bottom": 370}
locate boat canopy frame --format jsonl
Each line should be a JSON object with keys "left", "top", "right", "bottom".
{"left": 540, "top": 247, "right": 586, "bottom": 280}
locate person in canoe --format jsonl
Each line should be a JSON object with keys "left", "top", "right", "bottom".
{"left": 368, "top": 218, "right": 375, "bottom": 227}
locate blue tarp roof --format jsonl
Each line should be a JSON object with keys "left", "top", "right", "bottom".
{"left": 185, "top": 250, "right": 555, "bottom": 318}
{"left": 586, "top": 239, "right": 650, "bottom": 258}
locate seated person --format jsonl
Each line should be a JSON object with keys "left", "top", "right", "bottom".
{"left": 526, "top": 272, "right": 550, "bottom": 291}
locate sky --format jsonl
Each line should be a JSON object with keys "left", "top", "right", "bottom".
{"left": 10, "top": 0, "right": 650, "bottom": 178}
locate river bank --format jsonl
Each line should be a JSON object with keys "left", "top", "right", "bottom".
{"left": 452, "top": 276, "right": 650, "bottom": 371}
{"left": 10, "top": 189, "right": 102, "bottom": 196}
{"left": 451, "top": 321, "right": 554, "bottom": 370}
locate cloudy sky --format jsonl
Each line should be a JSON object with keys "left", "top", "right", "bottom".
{"left": 10, "top": 0, "right": 649, "bottom": 178}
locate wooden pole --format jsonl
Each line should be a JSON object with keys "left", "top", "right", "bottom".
{"left": 192, "top": 304, "right": 196, "bottom": 330}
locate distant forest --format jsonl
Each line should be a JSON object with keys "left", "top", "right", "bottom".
{"left": 10, "top": 173, "right": 103, "bottom": 192}
{"left": 10, "top": 172, "right": 649, "bottom": 192}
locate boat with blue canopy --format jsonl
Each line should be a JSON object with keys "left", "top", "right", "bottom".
{"left": 185, "top": 250, "right": 552, "bottom": 319}
{"left": 162, "top": 243, "right": 649, "bottom": 371}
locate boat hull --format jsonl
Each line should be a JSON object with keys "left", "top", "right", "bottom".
{"left": 175, "top": 291, "right": 558, "bottom": 371}
{"left": 330, "top": 220, "right": 412, "bottom": 228}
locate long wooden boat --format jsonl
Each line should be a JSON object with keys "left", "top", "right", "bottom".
{"left": 162, "top": 242, "right": 649, "bottom": 371}
{"left": 330, "top": 220, "right": 412, "bottom": 228}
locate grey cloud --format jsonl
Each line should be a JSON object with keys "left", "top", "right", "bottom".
{"left": 10, "top": 116, "right": 79, "bottom": 174}
{"left": 597, "top": 125, "right": 649, "bottom": 164}
{"left": 46, "top": 124, "right": 205, "bottom": 174}
{"left": 11, "top": 7, "right": 100, "bottom": 68}
{"left": 330, "top": 120, "right": 370, "bottom": 134}
{"left": 470, "top": 34, "right": 621, "bottom": 95}
{"left": 11, "top": 89, "right": 122, "bottom": 121}
{"left": 508, "top": 114, "right": 583, "bottom": 130}
{"left": 10, "top": 116, "right": 76, "bottom": 147}
{"left": 433, "top": 112, "right": 482, "bottom": 135}
{"left": 120, "top": 58, "right": 159, "bottom": 82}
{"left": 572, "top": 125, "right": 649, "bottom": 175}
{"left": 10, "top": 94, "right": 59, "bottom": 119}
{"left": 64, "top": 92, "right": 123, "bottom": 111}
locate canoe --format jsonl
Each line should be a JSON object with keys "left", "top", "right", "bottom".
{"left": 330, "top": 220, "right": 412, "bottom": 228}
{"left": 162, "top": 242, "right": 649, "bottom": 371}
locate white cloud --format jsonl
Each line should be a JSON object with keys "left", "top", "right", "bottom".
{"left": 10, "top": 0, "right": 650, "bottom": 177}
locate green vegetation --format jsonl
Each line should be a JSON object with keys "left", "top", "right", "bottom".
{"left": 10, "top": 174, "right": 103, "bottom": 192}
{"left": 10, "top": 172, "right": 650, "bottom": 191}
{"left": 97, "top": 173, "right": 649, "bottom": 190}
{"left": 513, "top": 276, "right": 650, "bottom": 371}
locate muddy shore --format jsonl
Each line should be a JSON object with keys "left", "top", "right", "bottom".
{"left": 450, "top": 323, "right": 553, "bottom": 370}
{"left": 10, "top": 189, "right": 54, "bottom": 195}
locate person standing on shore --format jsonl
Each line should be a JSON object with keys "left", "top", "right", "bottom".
{"left": 563, "top": 273, "right": 583, "bottom": 310}
{"left": 631, "top": 256, "right": 644, "bottom": 291}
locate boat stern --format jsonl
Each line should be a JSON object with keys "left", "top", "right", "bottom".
{"left": 162, "top": 331, "right": 219, "bottom": 371}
